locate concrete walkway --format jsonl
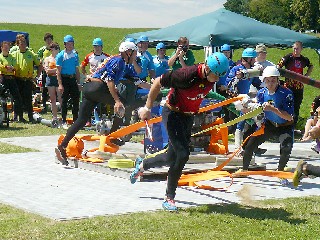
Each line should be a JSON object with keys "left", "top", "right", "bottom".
{"left": 0, "top": 135, "right": 320, "bottom": 220}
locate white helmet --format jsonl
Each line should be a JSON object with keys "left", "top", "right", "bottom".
{"left": 119, "top": 42, "right": 138, "bottom": 52}
{"left": 262, "top": 66, "right": 280, "bottom": 79}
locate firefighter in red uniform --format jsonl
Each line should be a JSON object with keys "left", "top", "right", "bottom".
{"left": 130, "top": 52, "right": 229, "bottom": 211}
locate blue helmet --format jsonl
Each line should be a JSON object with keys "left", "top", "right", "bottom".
{"left": 221, "top": 44, "right": 231, "bottom": 51}
{"left": 63, "top": 35, "right": 74, "bottom": 43}
{"left": 125, "top": 37, "right": 136, "bottom": 43}
{"left": 242, "top": 48, "right": 257, "bottom": 58}
{"left": 136, "top": 35, "right": 149, "bottom": 43}
{"left": 156, "top": 42, "right": 166, "bottom": 50}
{"left": 206, "top": 52, "right": 229, "bottom": 77}
{"left": 92, "top": 38, "right": 103, "bottom": 46}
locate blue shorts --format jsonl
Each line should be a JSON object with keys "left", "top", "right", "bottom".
{"left": 45, "top": 76, "right": 58, "bottom": 87}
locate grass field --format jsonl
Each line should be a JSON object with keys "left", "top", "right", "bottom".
{"left": 0, "top": 196, "right": 320, "bottom": 239}
{"left": 1, "top": 22, "right": 320, "bottom": 239}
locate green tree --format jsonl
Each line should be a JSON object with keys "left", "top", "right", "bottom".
{"left": 248, "top": 0, "right": 294, "bottom": 29}
{"left": 223, "top": 0, "right": 251, "bottom": 16}
{"left": 291, "top": 0, "right": 320, "bottom": 32}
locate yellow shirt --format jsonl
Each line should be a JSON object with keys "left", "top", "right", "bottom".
{"left": 0, "top": 53, "right": 18, "bottom": 76}
{"left": 13, "top": 49, "right": 40, "bottom": 78}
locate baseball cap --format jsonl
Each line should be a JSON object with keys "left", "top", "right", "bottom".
{"left": 256, "top": 44, "right": 267, "bottom": 53}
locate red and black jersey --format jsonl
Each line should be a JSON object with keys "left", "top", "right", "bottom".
{"left": 160, "top": 64, "right": 214, "bottom": 113}
{"left": 278, "top": 53, "right": 312, "bottom": 89}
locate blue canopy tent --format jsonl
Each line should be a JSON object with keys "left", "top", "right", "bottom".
{"left": 127, "top": 8, "right": 320, "bottom": 50}
{"left": 0, "top": 30, "right": 29, "bottom": 47}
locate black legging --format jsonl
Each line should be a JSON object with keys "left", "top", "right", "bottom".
{"left": 143, "top": 106, "right": 194, "bottom": 199}
{"left": 60, "top": 81, "right": 123, "bottom": 148}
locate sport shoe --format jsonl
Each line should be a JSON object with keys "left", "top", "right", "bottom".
{"left": 235, "top": 150, "right": 244, "bottom": 158}
{"left": 232, "top": 169, "right": 248, "bottom": 178}
{"left": 61, "top": 122, "right": 69, "bottom": 130}
{"left": 51, "top": 119, "right": 59, "bottom": 128}
{"left": 110, "top": 138, "right": 125, "bottom": 146}
{"left": 254, "top": 148, "right": 267, "bottom": 155}
{"left": 311, "top": 143, "right": 320, "bottom": 154}
{"left": 162, "top": 198, "right": 178, "bottom": 211}
{"left": 292, "top": 160, "right": 307, "bottom": 187}
{"left": 279, "top": 178, "right": 289, "bottom": 186}
{"left": 55, "top": 145, "right": 69, "bottom": 165}
{"left": 130, "top": 156, "right": 143, "bottom": 184}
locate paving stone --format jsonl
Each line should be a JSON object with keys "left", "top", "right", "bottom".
{"left": 0, "top": 136, "right": 319, "bottom": 220}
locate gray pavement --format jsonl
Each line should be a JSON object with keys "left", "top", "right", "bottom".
{"left": 0, "top": 135, "right": 320, "bottom": 220}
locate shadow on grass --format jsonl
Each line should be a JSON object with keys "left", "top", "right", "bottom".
{"left": 0, "top": 126, "right": 26, "bottom": 131}
{"left": 187, "top": 202, "right": 306, "bottom": 224}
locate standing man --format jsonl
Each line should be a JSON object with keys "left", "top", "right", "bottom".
{"left": 226, "top": 48, "right": 261, "bottom": 150}
{"left": 0, "top": 41, "right": 23, "bottom": 122}
{"left": 56, "top": 35, "right": 81, "bottom": 128}
{"left": 233, "top": 66, "right": 294, "bottom": 186}
{"left": 13, "top": 35, "right": 42, "bottom": 123}
{"left": 153, "top": 42, "right": 170, "bottom": 77}
{"left": 130, "top": 52, "right": 229, "bottom": 211}
{"left": 253, "top": 44, "right": 274, "bottom": 89}
{"left": 80, "top": 37, "right": 110, "bottom": 126}
{"left": 216, "top": 43, "right": 235, "bottom": 97}
{"left": 55, "top": 42, "right": 151, "bottom": 165}
{"left": 38, "top": 32, "right": 54, "bottom": 113}
{"left": 80, "top": 38, "right": 110, "bottom": 76}
{"left": 136, "top": 35, "right": 155, "bottom": 81}
{"left": 278, "top": 41, "right": 313, "bottom": 128}
{"left": 168, "top": 36, "right": 195, "bottom": 70}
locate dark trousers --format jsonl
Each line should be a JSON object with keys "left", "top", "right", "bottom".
{"left": 61, "top": 77, "right": 80, "bottom": 122}
{"left": 118, "top": 80, "right": 146, "bottom": 126}
{"left": 2, "top": 77, "right": 23, "bottom": 119}
{"left": 16, "top": 78, "right": 34, "bottom": 121}
{"left": 60, "top": 81, "right": 123, "bottom": 148}
{"left": 143, "top": 106, "right": 194, "bottom": 199}
{"left": 289, "top": 87, "right": 303, "bottom": 127}
{"left": 242, "top": 120, "right": 293, "bottom": 171}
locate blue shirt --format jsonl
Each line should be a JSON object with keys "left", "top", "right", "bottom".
{"left": 137, "top": 51, "right": 155, "bottom": 79}
{"left": 257, "top": 86, "right": 294, "bottom": 124}
{"left": 55, "top": 49, "right": 79, "bottom": 75}
{"left": 153, "top": 55, "right": 169, "bottom": 77}
{"left": 226, "top": 64, "right": 261, "bottom": 94}
{"left": 217, "top": 59, "right": 235, "bottom": 87}
{"left": 92, "top": 55, "right": 139, "bottom": 85}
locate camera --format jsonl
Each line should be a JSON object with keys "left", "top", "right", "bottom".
{"left": 179, "top": 45, "right": 188, "bottom": 52}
